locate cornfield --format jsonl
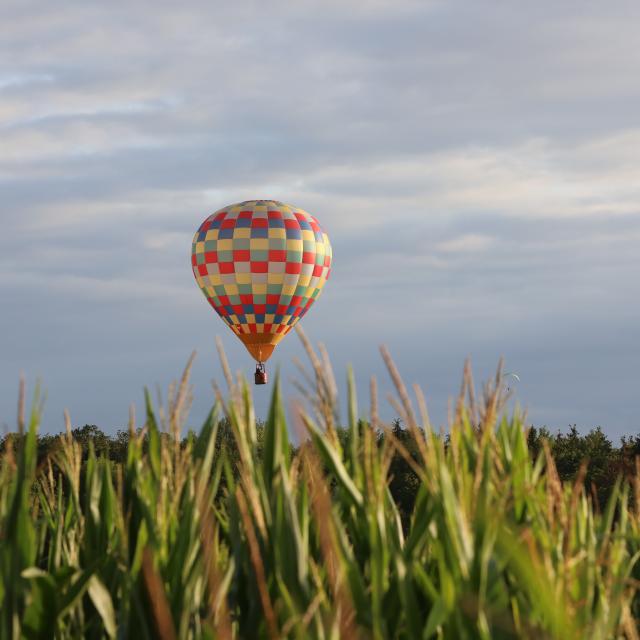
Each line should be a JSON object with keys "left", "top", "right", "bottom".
{"left": 1, "top": 334, "right": 639, "bottom": 639}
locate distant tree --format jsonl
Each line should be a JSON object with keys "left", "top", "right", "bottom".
{"left": 109, "top": 430, "right": 130, "bottom": 464}
{"left": 526, "top": 426, "right": 552, "bottom": 460}
{"left": 528, "top": 425, "right": 620, "bottom": 509}
{"left": 36, "top": 432, "right": 59, "bottom": 467}
{"left": 582, "top": 427, "right": 616, "bottom": 508}
{"left": 70, "top": 425, "right": 111, "bottom": 460}
{"left": 385, "top": 419, "right": 421, "bottom": 532}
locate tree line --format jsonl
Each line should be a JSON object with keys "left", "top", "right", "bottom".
{"left": 2, "top": 420, "right": 638, "bottom": 530}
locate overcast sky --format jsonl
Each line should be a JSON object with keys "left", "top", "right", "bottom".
{"left": 1, "top": 0, "right": 639, "bottom": 439}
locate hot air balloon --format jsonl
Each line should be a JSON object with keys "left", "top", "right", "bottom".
{"left": 191, "top": 200, "right": 332, "bottom": 384}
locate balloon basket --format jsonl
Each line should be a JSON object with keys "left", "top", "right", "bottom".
{"left": 254, "top": 363, "right": 268, "bottom": 385}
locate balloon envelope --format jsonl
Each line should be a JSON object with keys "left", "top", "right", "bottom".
{"left": 191, "top": 200, "right": 332, "bottom": 362}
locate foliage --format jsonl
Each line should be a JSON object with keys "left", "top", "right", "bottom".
{"left": 5, "top": 421, "right": 637, "bottom": 531}
{"left": 0, "top": 341, "right": 639, "bottom": 638}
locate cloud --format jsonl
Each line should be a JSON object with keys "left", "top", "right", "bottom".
{"left": 0, "top": 72, "right": 54, "bottom": 91}
{"left": 435, "top": 234, "right": 495, "bottom": 253}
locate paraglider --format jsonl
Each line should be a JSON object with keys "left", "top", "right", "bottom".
{"left": 504, "top": 372, "right": 520, "bottom": 392}
{"left": 191, "top": 200, "right": 332, "bottom": 384}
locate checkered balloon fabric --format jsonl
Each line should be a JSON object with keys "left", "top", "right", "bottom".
{"left": 191, "top": 200, "right": 332, "bottom": 362}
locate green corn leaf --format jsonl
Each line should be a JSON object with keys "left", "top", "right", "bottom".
{"left": 347, "top": 366, "right": 362, "bottom": 488}
{"left": 88, "top": 575, "right": 117, "bottom": 639}
{"left": 144, "top": 387, "right": 161, "bottom": 481}
{"left": 262, "top": 371, "right": 290, "bottom": 487}
{"left": 303, "top": 415, "right": 363, "bottom": 509}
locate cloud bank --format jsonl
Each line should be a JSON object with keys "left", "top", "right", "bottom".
{"left": 1, "top": 0, "right": 639, "bottom": 437}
